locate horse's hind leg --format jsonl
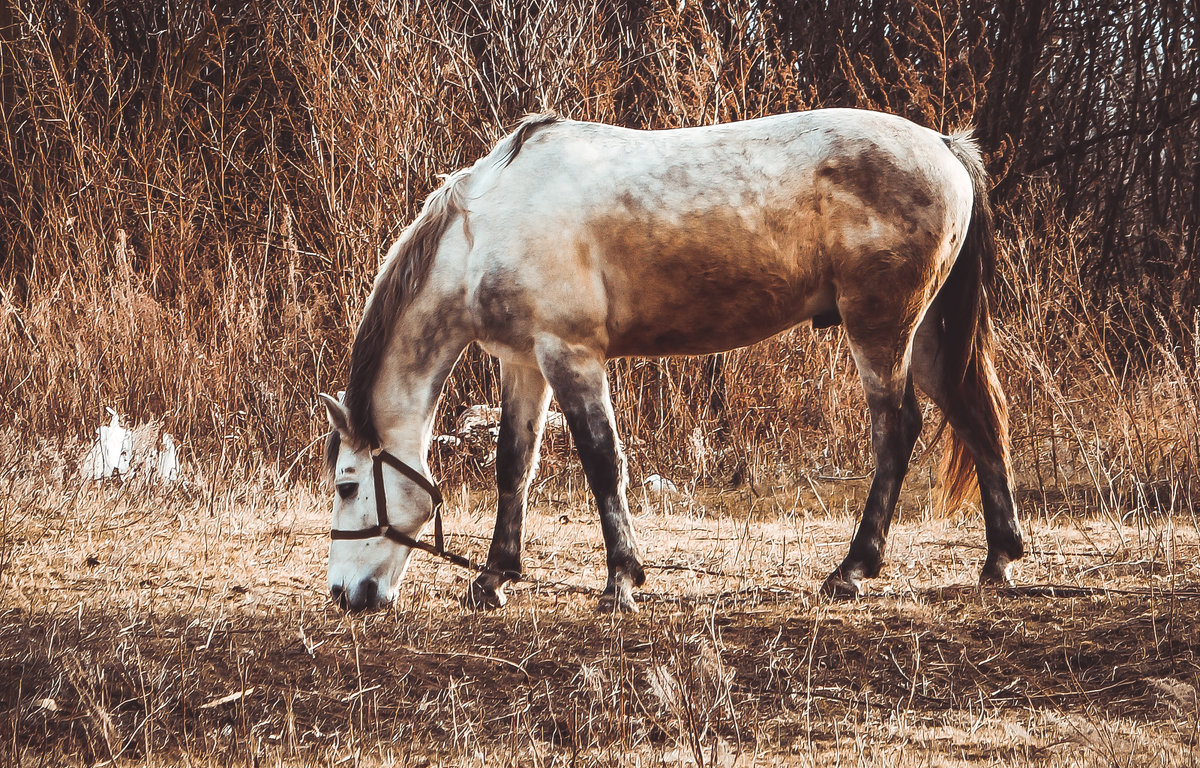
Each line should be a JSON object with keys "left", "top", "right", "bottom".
{"left": 821, "top": 344, "right": 924, "bottom": 598}
{"left": 464, "top": 361, "right": 551, "bottom": 610}
{"left": 537, "top": 340, "right": 645, "bottom": 613}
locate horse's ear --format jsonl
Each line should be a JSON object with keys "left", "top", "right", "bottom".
{"left": 319, "top": 392, "right": 351, "bottom": 434}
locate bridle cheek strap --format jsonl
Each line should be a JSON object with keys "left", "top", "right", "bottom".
{"left": 372, "top": 449, "right": 445, "bottom": 555}
{"left": 330, "top": 449, "right": 443, "bottom": 552}
{"left": 330, "top": 449, "right": 507, "bottom": 577}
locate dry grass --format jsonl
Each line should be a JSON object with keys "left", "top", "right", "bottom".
{"left": 2, "top": 0, "right": 1197, "bottom": 509}
{"left": 3, "top": 444, "right": 1200, "bottom": 767}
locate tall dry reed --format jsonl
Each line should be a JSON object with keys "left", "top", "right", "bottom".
{"left": 1, "top": 0, "right": 1196, "bottom": 516}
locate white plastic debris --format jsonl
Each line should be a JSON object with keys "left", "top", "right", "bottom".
{"left": 155, "top": 433, "right": 180, "bottom": 483}
{"left": 439, "top": 405, "right": 569, "bottom": 456}
{"left": 80, "top": 409, "right": 182, "bottom": 484}
{"left": 544, "top": 409, "right": 569, "bottom": 436}
{"left": 456, "top": 404, "right": 502, "bottom": 440}
{"left": 641, "top": 474, "right": 678, "bottom": 494}
{"left": 81, "top": 408, "right": 133, "bottom": 480}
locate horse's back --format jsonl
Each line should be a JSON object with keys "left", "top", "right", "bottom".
{"left": 466, "top": 109, "right": 974, "bottom": 360}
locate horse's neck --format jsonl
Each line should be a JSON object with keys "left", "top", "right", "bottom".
{"left": 371, "top": 306, "right": 470, "bottom": 466}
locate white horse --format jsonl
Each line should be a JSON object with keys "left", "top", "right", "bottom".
{"left": 321, "top": 109, "right": 1024, "bottom": 613}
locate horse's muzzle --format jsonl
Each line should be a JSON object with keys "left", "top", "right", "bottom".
{"left": 331, "top": 578, "right": 385, "bottom": 612}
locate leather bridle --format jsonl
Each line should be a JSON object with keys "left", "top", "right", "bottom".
{"left": 329, "top": 449, "right": 516, "bottom": 578}
{"left": 327, "top": 448, "right": 707, "bottom": 602}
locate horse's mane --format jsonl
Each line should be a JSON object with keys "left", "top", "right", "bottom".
{"left": 343, "top": 113, "right": 560, "bottom": 446}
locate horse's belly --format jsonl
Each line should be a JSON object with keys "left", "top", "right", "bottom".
{"left": 591, "top": 202, "right": 833, "bottom": 357}
{"left": 603, "top": 263, "right": 835, "bottom": 358}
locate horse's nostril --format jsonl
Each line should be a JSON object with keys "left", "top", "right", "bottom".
{"left": 332, "top": 579, "right": 386, "bottom": 612}
{"left": 354, "top": 579, "right": 379, "bottom": 612}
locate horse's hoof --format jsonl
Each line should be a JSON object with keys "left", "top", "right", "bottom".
{"left": 597, "top": 572, "right": 639, "bottom": 614}
{"left": 462, "top": 579, "right": 507, "bottom": 611}
{"left": 979, "top": 558, "right": 1015, "bottom": 588}
{"left": 820, "top": 568, "right": 864, "bottom": 600}
{"left": 597, "top": 591, "right": 639, "bottom": 614}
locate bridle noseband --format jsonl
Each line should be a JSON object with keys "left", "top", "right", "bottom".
{"left": 329, "top": 449, "right": 508, "bottom": 576}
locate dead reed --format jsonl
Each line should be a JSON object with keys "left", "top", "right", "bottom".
{"left": 1, "top": 0, "right": 1196, "bottom": 517}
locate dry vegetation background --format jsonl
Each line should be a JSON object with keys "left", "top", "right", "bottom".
{"left": 2, "top": 0, "right": 1200, "bottom": 766}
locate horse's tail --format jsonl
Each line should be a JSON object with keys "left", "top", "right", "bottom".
{"left": 934, "top": 131, "right": 1009, "bottom": 511}
{"left": 343, "top": 114, "right": 560, "bottom": 446}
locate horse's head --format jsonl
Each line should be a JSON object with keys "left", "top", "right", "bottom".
{"left": 320, "top": 393, "right": 436, "bottom": 612}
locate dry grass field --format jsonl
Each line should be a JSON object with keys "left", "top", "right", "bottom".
{"left": 3, "top": 446, "right": 1199, "bottom": 767}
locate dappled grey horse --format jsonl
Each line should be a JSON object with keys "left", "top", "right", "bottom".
{"left": 321, "top": 109, "right": 1025, "bottom": 613}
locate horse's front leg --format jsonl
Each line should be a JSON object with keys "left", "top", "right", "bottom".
{"left": 463, "top": 362, "right": 550, "bottom": 610}
{"left": 538, "top": 342, "right": 645, "bottom": 613}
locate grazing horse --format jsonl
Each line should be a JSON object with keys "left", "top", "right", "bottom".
{"left": 321, "top": 109, "right": 1025, "bottom": 613}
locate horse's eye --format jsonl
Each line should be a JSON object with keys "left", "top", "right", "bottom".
{"left": 336, "top": 482, "right": 359, "bottom": 500}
